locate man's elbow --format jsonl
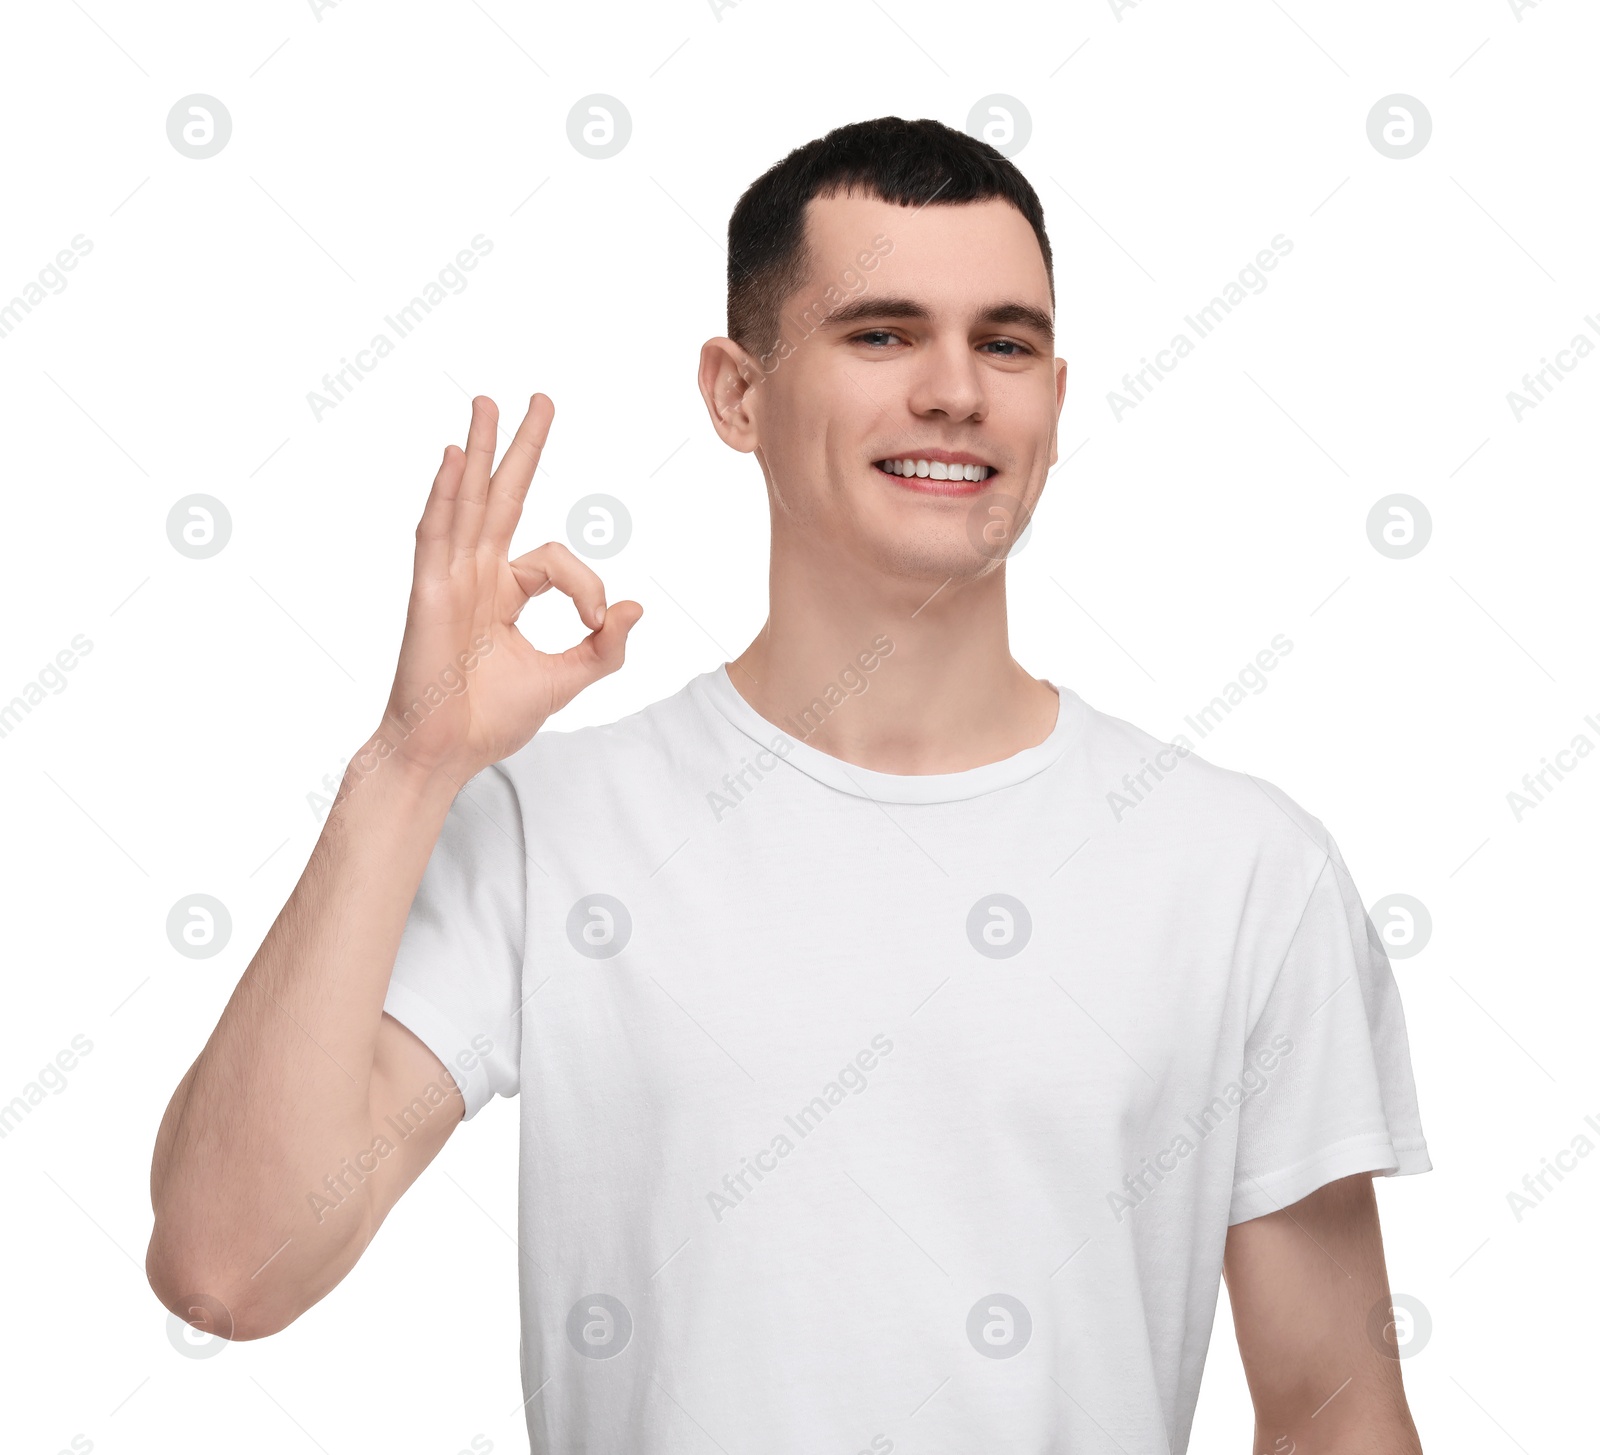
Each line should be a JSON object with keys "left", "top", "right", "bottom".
{"left": 145, "top": 1233, "right": 295, "bottom": 1345}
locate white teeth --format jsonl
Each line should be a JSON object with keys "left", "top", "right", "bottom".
{"left": 878, "top": 459, "right": 993, "bottom": 480}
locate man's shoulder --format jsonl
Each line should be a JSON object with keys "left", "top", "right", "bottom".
{"left": 1069, "top": 689, "right": 1336, "bottom": 871}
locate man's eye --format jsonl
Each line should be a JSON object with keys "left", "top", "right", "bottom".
{"left": 849, "top": 332, "right": 1033, "bottom": 354}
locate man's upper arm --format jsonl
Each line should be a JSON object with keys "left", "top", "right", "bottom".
{"left": 379, "top": 761, "right": 526, "bottom": 1122}
{"left": 1223, "top": 1172, "right": 1422, "bottom": 1453}
{"left": 358, "top": 1012, "right": 467, "bottom": 1237}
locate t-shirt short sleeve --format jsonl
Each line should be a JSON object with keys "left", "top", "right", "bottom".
{"left": 1227, "top": 835, "right": 1432, "bottom": 1224}
{"left": 381, "top": 761, "right": 525, "bottom": 1121}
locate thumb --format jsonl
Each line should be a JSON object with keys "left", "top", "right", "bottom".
{"left": 545, "top": 599, "right": 644, "bottom": 707}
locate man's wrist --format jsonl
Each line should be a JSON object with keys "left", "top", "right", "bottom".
{"left": 338, "top": 728, "right": 470, "bottom": 816}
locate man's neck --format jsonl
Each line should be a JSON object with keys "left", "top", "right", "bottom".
{"left": 727, "top": 554, "right": 1059, "bottom": 776}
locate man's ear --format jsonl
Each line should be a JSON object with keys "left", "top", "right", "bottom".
{"left": 1046, "top": 355, "right": 1069, "bottom": 469}
{"left": 698, "top": 337, "right": 762, "bottom": 454}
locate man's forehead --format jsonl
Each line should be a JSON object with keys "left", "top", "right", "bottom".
{"left": 796, "top": 190, "right": 1052, "bottom": 315}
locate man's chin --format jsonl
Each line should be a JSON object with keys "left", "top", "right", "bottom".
{"left": 862, "top": 533, "right": 1012, "bottom": 587}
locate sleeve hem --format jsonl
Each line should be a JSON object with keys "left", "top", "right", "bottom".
{"left": 381, "top": 979, "right": 491, "bottom": 1121}
{"left": 1227, "top": 1130, "right": 1432, "bottom": 1225}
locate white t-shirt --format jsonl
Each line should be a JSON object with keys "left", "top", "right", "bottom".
{"left": 382, "top": 662, "right": 1430, "bottom": 1454}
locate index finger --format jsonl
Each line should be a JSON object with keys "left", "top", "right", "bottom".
{"left": 483, "top": 393, "right": 555, "bottom": 554}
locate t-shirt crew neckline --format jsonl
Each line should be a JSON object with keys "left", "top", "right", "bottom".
{"left": 698, "top": 661, "right": 1085, "bottom": 805}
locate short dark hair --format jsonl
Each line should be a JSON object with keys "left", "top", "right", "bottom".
{"left": 726, "top": 115, "right": 1055, "bottom": 362}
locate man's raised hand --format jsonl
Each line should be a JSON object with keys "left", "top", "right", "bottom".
{"left": 377, "top": 393, "right": 642, "bottom": 786}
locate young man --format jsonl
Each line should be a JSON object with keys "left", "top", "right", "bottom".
{"left": 147, "top": 117, "right": 1431, "bottom": 1453}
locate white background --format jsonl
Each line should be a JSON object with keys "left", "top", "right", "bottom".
{"left": 1, "top": 0, "right": 1594, "bottom": 1451}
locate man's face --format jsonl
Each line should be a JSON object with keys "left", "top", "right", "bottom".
{"left": 741, "top": 190, "right": 1066, "bottom": 584}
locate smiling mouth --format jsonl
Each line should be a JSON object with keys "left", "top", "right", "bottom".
{"left": 872, "top": 456, "right": 997, "bottom": 488}
{"left": 876, "top": 454, "right": 985, "bottom": 483}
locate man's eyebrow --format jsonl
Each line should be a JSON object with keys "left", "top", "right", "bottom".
{"left": 821, "top": 295, "right": 1054, "bottom": 341}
